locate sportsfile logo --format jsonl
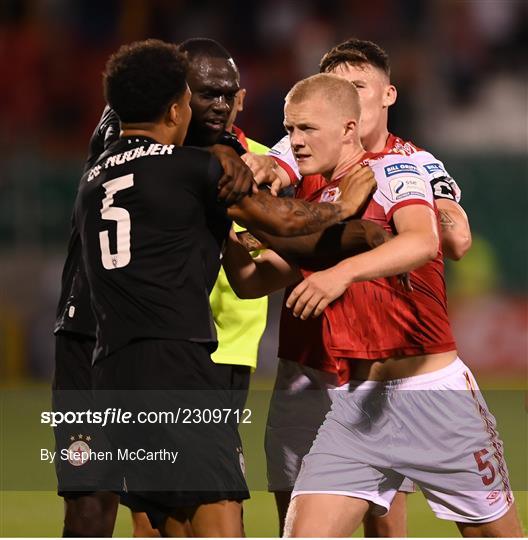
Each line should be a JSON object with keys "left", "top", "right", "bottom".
{"left": 424, "top": 162, "right": 445, "bottom": 175}
{"left": 384, "top": 162, "right": 419, "bottom": 177}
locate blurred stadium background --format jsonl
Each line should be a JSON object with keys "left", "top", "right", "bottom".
{"left": 0, "top": 0, "right": 526, "bottom": 537}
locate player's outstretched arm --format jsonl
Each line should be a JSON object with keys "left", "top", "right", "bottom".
{"left": 209, "top": 145, "right": 258, "bottom": 205}
{"left": 286, "top": 204, "right": 438, "bottom": 319}
{"left": 227, "top": 164, "right": 376, "bottom": 237}
{"left": 222, "top": 229, "right": 302, "bottom": 299}
{"left": 242, "top": 153, "right": 290, "bottom": 195}
{"left": 228, "top": 190, "right": 347, "bottom": 237}
{"left": 240, "top": 219, "right": 390, "bottom": 271}
{"left": 436, "top": 199, "right": 472, "bottom": 260}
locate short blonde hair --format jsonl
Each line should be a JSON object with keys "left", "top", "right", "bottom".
{"left": 285, "top": 73, "right": 360, "bottom": 120}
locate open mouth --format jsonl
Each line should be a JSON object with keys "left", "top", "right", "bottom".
{"left": 204, "top": 118, "right": 226, "bottom": 132}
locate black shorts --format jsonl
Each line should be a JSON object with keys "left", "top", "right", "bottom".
{"left": 230, "top": 364, "right": 251, "bottom": 413}
{"left": 92, "top": 339, "right": 249, "bottom": 510}
{"left": 53, "top": 332, "right": 121, "bottom": 496}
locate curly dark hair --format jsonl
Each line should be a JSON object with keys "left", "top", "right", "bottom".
{"left": 319, "top": 38, "right": 391, "bottom": 78}
{"left": 103, "top": 39, "right": 188, "bottom": 123}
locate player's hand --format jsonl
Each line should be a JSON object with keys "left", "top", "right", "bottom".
{"left": 338, "top": 164, "right": 376, "bottom": 218}
{"left": 398, "top": 273, "right": 413, "bottom": 292}
{"left": 242, "top": 153, "right": 289, "bottom": 196}
{"left": 211, "top": 145, "right": 259, "bottom": 204}
{"left": 286, "top": 267, "right": 348, "bottom": 319}
{"left": 365, "top": 225, "right": 413, "bottom": 292}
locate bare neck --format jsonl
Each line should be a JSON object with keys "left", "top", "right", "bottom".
{"left": 362, "top": 122, "right": 391, "bottom": 153}
{"left": 324, "top": 145, "right": 365, "bottom": 182}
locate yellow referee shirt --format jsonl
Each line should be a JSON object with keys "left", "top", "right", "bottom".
{"left": 210, "top": 134, "right": 269, "bottom": 369}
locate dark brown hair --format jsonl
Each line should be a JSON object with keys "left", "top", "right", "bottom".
{"left": 320, "top": 38, "right": 390, "bottom": 78}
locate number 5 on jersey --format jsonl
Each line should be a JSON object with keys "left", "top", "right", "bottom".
{"left": 99, "top": 174, "right": 134, "bottom": 270}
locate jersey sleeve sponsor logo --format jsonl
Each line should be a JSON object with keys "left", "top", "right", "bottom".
{"left": 389, "top": 177, "right": 427, "bottom": 200}
{"left": 384, "top": 162, "right": 419, "bottom": 177}
{"left": 424, "top": 162, "right": 446, "bottom": 175}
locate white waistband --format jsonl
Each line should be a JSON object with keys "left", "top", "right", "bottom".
{"left": 337, "top": 358, "right": 469, "bottom": 391}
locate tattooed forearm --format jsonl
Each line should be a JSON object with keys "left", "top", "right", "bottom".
{"left": 236, "top": 231, "right": 266, "bottom": 252}
{"left": 249, "top": 220, "right": 391, "bottom": 270}
{"left": 231, "top": 190, "right": 346, "bottom": 237}
{"left": 439, "top": 209, "right": 455, "bottom": 230}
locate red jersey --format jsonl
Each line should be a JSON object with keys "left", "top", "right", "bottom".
{"left": 277, "top": 148, "right": 456, "bottom": 382}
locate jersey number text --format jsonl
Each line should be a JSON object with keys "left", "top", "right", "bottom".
{"left": 99, "top": 174, "right": 134, "bottom": 270}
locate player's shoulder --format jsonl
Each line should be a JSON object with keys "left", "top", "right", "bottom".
{"left": 386, "top": 134, "right": 424, "bottom": 156}
{"left": 383, "top": 135, "right": 459, "bottom": 203}
{"left": 180, "top": 146, "right": 221, "bottom": 175}
{"left": 83, "top": 142, "right": 215, "bottom": 188}
{"left": 138, "top": 144, "right": 213, "bottom": 171}
{"left": 368, "top": 152, "right": 426, "bottom": 180}
{"left": 175, "top": 145, "right": 213, "bottom": 161}
{"left": 388, "top": 134, "right": 448, "bottom": 171}
{"left": 144, "top": 146, "right": 221, "bottom": 191}
{"left": 368, "top": 152, "right": 432, "bottom": 204}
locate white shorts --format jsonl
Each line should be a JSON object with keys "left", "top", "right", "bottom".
{"left": 292, "top": 358, "right": 514, "bottom": 524}
{"left": 265, "top": 358, "right": 414, "bottom": 493}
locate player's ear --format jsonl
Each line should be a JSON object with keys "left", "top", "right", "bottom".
{"left": 343, "top": 118, "right": 358, "bottom": 141}
{"left": 167, "top": 101, "right": 182, "bottom": 126}
{"left": 235, "top": 88, "right": 246, "bottom": 112}
{"left": 383, "top": 84, "right": 397, "bottom": 108}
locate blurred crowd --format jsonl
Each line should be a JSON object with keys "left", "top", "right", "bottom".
{"left": 1, "top": 0, "right": 526, "bottom": 155}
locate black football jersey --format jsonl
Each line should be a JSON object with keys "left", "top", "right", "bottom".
{"left": 54, "top": 107, "right": 120, "bottom": 336}
{"left": 75, "top": 136, "right": 231, "bottom": 362}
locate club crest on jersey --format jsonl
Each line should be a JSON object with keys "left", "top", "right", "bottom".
{"left": 423, "top": 162, "right": 445, "bottom": 175}
{"left": 384, "top": 163, "right": 419, "bottom": 177}
{"left": 66, "top": 434, "right": 92, "bottom": 467}
{"left": 319, "top": 186, "right": 341, "bottom": 203}
{"left": 390, "top": 139, "right": 419, "bottom": 156}
{"left": 389, "top": 177, "right": 427, "bottom": 200}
